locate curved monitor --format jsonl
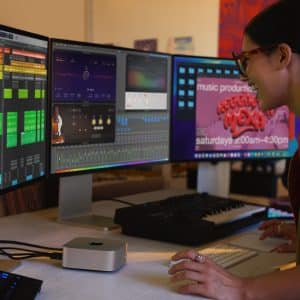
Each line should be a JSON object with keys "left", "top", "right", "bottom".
{"left": 49, "top": 39, "right": 171, "bottom": 228}
{"left": 49, "top": 39, "right": 171, "bottom": 175}
{"left": 171, "top": 55, "right": 297, "bottom": 162}
{"left": 0, "top": 25, "right": 48, "bottom": 192}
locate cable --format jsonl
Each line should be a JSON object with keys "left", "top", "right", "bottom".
{"left": 0, "top": 240, "right": 62, "bottom": 251}
{"left": 109, "top": 198, "right": 135, "bottom": 206}
{"left": 0, "top": 247, "right": 62, "bottom": 260}
{"left": 0, "top": 240, "right": 63, "bottom": 261}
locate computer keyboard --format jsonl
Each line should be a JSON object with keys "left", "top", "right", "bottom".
{"left": 114, "top": 192, "right": 267, "bottom": 245}
{"left": 0, "top": 270, "right": 42, "bottom": 300}
{"left": 198, "top": 243, "right": 258, "bottom": 268}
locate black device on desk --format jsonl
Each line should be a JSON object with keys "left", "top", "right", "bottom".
{"left": 0, "top": 270, "right": 42, "bottom": 300}
{"left": 114, "top": 192, "right": 267, "bottom": 245}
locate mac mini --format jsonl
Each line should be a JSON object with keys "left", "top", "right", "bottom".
{"left": 62, "top": 237, "right": 127, "bottom": 272}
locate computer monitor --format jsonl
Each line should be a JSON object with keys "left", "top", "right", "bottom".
{"left": 0, "top": 25, "right": 48, "bottom": 192}
{"left": 171, "top": 55, "right": 297, "bottom": 196}
{"left": 0, "top": 25, "right": 48, "bottom": 271}
{"left": 49, "top": 39, "right": 171, "bottom": 228}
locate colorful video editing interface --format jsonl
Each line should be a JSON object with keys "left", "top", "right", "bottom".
{"left": 50, "top": 40, "right": 171, "bottom": 174}
{"left": 0, "top": 26, "right": 48, "bottom": 190}
{"left": 171, "top": 56, "right": 297, "bottom": 161}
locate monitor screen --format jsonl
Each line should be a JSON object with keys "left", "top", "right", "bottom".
{"left": 50, "top": 40, "right": 171, "bottom": 175}
{"left": 171, "top": 55, "right": 297, "bottom": 162}
{"left": 0, "top": 25, "right": 48, "bottom": 191}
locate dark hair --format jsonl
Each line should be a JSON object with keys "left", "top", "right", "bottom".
{"left": 245, "top": 0, "right": 300, "bottom": 53}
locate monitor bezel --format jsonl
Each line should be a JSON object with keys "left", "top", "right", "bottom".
{"left": 48, "top": 38, "right": 172, "bottom": 178}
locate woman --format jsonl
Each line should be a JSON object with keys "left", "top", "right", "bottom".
{"left": 168, "top": 1, "right": 300, "bottom": 299}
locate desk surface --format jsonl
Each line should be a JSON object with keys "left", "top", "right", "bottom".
{"left": 0, "top": 189, "right": 290, "bottom": 300}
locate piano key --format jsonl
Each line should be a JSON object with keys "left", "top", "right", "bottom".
{"left": 202, "top": 204, "right": 265, "bottom": 225}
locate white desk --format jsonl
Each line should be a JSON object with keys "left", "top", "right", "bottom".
{"left": 0, "top": 189, "right": 294, "bottom": 300}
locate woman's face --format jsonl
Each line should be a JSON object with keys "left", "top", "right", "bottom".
{"left": 241, "top": 35, "right": 289, "bottom": 111}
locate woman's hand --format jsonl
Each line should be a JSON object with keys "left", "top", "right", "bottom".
{"left": 258, "top": 219, "right": 296, "bottom": 252}
{"left": 168, "top": 249, "right": 248, "bottom": 300}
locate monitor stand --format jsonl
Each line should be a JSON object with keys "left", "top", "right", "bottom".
{"left": 58, "top": 174, "right": 118, "bottom": 230}
{"left": 196, "top": 161, "right": 231, "bottom": 197}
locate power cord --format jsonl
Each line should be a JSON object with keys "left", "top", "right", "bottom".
{"left": 109, "top": 198, "right": 135, "bottom": 206}
{"left": 0, "top": 240, "right": 63, "bottom": 260}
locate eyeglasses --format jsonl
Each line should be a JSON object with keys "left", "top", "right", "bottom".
{"left": 232, "top": 45, "right": 278, "bottom": 77}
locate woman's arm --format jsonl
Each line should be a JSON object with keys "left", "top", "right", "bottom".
{"left": 245, "top": 267, "right": 300, "bottom": 300}
{"left": 168, "top": 249, "right": 300, "bottom": 300}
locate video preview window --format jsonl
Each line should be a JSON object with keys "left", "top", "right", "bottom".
{"left": 125, "top": 54, "right": 168, "bottom": 110}
{"left": 195, "top": 77, "right": 289, "bottom": 154}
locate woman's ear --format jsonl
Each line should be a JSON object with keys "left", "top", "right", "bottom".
{"left": 277, "top": 43, "right": 292, "bottom": 68}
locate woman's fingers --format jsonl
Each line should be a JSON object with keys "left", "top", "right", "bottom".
{"left": 260, "top": 222, "right": 296, "bottom": 240}
{"left": 171, "top": 249, "right": 198, "bottom": 261}
{"left": 258, "top": 219, "right": 281, "bottom": 230}
{"left": 259, "top": 223, "right": 279, "bottom": 239}
{"left": 170, "top": 269, "right": 206, "bottom": 283}
{"left": 169, "top": 257, "right": 208, "bottom": 275}
{"left": 169, "top": 250, "right": 247, "bottom": 300}
{"left": 276, "top": 242, "right": 296, "bottom": 253}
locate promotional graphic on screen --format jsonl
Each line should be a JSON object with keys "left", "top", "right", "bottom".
{"left": 0, "top": 25, "right": 48, "bottom": 191}
{"left": 171, "top": 56, "right": 297, "bottom": 161}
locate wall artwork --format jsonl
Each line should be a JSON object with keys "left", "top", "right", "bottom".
{"left": 218, "top": 0, "right": 277, "bottom": 57}
{"left": 133, "top": 38, "right": 157, "bottom": 51}
{"left": 166, "top": 36, "right": 194, "bottom": 55}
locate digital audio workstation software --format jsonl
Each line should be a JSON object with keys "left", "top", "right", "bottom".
{"left": 171, "top": 55, "right": 297, "bottom": 162}
{"left": 0, "top": 25, "right": 48, "bottom": 190}
{"left": 50, "top": 40, "right": 171, "bottom": 174}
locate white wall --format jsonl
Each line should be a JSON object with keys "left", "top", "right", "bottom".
{"left": 92, "top": 0, "right": 220, "bottom": 56}
{"left": 0, "top": 0, "right": 220, "bottom": 56}
{"left": 0, "top": 0, "right": 85, "bottom": 40}
{"left": 0, "top": 0, "right": 220, "bottom": 186}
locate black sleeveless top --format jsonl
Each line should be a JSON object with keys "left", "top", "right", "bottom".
{"left": 288, "top": 148, "right": 300, "bottom": 224}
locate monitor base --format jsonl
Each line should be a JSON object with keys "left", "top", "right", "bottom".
{"left": 59, "top": 214, "right": 119, "bottom": 231}
{"left": 197, "top": 161, "right": 231, "bottom": 197}
{"left": 58, "top": 174, "right": 119, "bottom": 231}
